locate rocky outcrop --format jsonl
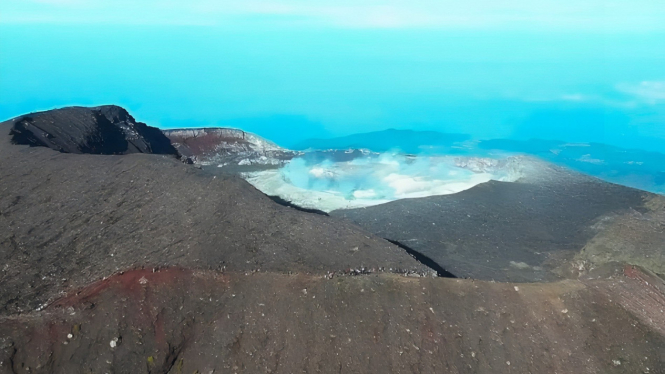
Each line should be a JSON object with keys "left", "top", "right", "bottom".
{"left": 164, "top": 128, "right": 299, "bottom": 167}
{"left": 7, "top": 105, "right": 179, "bottom": 156}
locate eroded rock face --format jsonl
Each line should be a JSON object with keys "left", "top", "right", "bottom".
{"left": 7, "top": 106, "right": 179, "bottom": 156}
{"left": 164, "top": 128, "right": 299, "bottom": 167}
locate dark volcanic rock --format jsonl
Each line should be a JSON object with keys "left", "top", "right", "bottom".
{"left": 331, "top": 164, "right": 655, "bottom": 282}
{"left": 7, "top": 105, "right": 179, "bottom": 156}
{"left": 0, "top": 112, "right": 428, "bottom": 316}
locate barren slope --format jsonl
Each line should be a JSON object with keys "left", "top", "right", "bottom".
{"left": 331, "top": 165, "right": 657, "bottom": 282}
{"left": 2, "top": 107, "right": 665, "bottom": 373}
{"left": 0, "top": 115, "right": 428, "bottom": 316}
{"left": 1, "top": 266, "right": 664, "bottom": 374}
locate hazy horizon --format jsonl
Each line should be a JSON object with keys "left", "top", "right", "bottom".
{"left": 1, "top": 1, "right": 664, "bottom": 150}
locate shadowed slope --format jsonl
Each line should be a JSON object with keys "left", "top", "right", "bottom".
{"left": 332, "top": 165, "right": 653, "bottom": 282}
{"left": 7, "top": 106, "right": 178, "bottom": 156}
{"left": 0, "top": 115, "right": 428, "bottom": 316}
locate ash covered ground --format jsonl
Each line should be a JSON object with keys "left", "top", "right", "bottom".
{"left": 1, "top": 106, "right": 664, "bottom": 373}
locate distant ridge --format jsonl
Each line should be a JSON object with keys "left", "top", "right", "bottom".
{"left": 293, "top": 128, "right": 665, "bottom": 194}
{"left": 163, "top": 127, "right": 298, "bottom": 166}
{"left": 293, "top": 128, "right": 470, "bottom": 153}
{"left": 480, "top": 138, "right": 665, "bottom": 194}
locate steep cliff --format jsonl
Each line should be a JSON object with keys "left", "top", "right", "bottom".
{"left": 164, "top": 128, "right": 298, "bottom": 167}
{"left": 8, "top": 106, "right": 179, "bottom": 156}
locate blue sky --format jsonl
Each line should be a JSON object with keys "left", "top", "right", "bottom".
{"left": 1, "top": 0, "right": 665, "bottom": 148}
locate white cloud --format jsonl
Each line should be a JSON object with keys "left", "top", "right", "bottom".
{"left": 522, "top": 82, "right": 665, "bottom": 108}
{"left": 522, "top": 93, "right": 603, "bottom": 104}
{"left": 560, "top": 94, "right": 593, "bottom": 102}
{"left": 3, "top": 0, "right": 665, "bottom": 30}
{"left": 618, "top": 81, "right": 665, "bottom": 105}
{"left": 26, "top": 0, "right": 86, "bottom": 4}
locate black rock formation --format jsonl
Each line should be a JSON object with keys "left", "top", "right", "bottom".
{"left": 8, "top": 105, "right": 179, "bottom": 156}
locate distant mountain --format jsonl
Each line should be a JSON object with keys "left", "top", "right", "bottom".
{"left": 8, "top": 105, "right": 179, "bottom": 156}
{"left": 293, "top": 128, "right": 471, "bottom": 154}
{"left": 290, "top": 128, "right": 665, "bottom": 194}
{"left": 479, "top": 139, "right": 665, "bottom": 194}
